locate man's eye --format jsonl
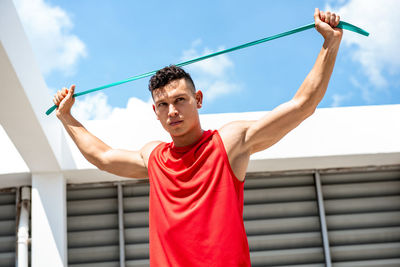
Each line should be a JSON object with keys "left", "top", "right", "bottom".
{"left": 158, "top": 103, "right": 167, "bottom": 107}
{"left": 177, "top": 98, "right": 184, "bottom": 102}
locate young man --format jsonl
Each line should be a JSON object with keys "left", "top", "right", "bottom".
{"left": 54, "top": 8, "right": 342, "bottom": 267}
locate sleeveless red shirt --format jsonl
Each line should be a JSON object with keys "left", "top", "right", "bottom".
{"left": 148, "top": 130, "right": 251, "bottom": 267}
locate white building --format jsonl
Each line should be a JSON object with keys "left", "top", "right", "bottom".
{"left": 1, "top": 1, "right": 399, "bottom": 266}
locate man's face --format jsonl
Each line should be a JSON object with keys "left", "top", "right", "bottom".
{"left": 152, "top": 78, "right": 203, "bottom": 137}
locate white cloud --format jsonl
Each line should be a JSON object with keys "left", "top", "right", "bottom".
{"left": 182, "top": 41, "right": 233, "bottom": 77}
{"left": 107, "top": 97, "right": 156, "bottom": 123}
{"left": 73, "top": 93, "right": 113, "bottom": 120}
{"left": 72, "top": 92, "right": 157, "bottom": 122}
{"left": 206, "top": 80, "right": 237, "bottom": 102}
{"left": 327, "top": 0, "right": 400, "bottom": 88}
{"left": 331, "top": 92, "right": 353, "bottom": 107}
{"left": 13, "top": 0, "right": 87, "bottom": 76}
{"left": 349, "top": 76, "right": 373, "bottom": 103}
{"left": 69, "top": 95, "right": 170, "bottom": 153}
{"left": 181, "top": 40, "right": 241, "bottom": 102}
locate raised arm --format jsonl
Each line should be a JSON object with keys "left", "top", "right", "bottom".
{"left": 53, "top": 85, "right": 160, "bottom": 178}
{"left": 220, "top": 9, "right": 343, "bottom": 166}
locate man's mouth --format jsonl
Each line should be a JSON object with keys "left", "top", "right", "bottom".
{"left": 169, "top": 120, "right": 183, "bottom": 126}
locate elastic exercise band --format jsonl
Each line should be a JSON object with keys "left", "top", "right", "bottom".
{"left": 46, "top": 21, "right": 368, "bottom": 115}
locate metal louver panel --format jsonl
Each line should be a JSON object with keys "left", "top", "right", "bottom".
{"left": 0, "top": 188, "right": 16, "bottom": 267}
{"left": 321, "top": 170, "right": 400, "bottom": 266}
{"left": 67, "top": 166, "right": 400, "bottom": 267}
{"left": 122, "top": 174, "right": 324, "bottom": 266}
{"left": 67, "top": 186, "right": 119, "bottom": 267}
{"left": 123, "top": 183, "right": 150, "bottom": 267}
{"left": 244, "top": 174, "right": 323, "bottom": 266}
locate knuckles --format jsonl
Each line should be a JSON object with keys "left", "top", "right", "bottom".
{"left": 317, "top": 10, "right": 341, "bottom": 28}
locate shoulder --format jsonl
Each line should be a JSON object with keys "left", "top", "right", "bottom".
{"left": 218, "top": 120, "right": 255, "bottom": 143}
{"left": 218, "top": 120, "right": 255, "bottom": 156}
{"left": 140, "top": 141, "right": 163, "bottom": 167}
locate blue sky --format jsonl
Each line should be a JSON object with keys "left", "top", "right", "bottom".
{"left": 14, "top": 0, "right": 400, "bottom": 119}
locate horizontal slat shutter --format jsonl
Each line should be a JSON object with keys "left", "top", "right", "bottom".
{"left": 124, "top": 183, "right": 150, "bottom": 266}
{"left": 244, "top": 174, "right": 324, "bottom": 266}
{"left": 67, "top": 186, "right": 119, "bottom": 267}
{"left": 67, "top": 167, "right": 400, "bottom": 266}
{"left": 0, "top": 189, "right": 16, "bottom": 267}
{"left": 321, "top": 170, "right": 400, "bottom": 266}
{"left": 123, "top": 174, "right": 324, "bottom": 267}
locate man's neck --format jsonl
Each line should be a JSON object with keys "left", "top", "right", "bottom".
{"left": 171, "top": 126, "right": 204, "bottom": 147}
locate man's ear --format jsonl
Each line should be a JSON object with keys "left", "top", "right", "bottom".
{"left": 195, "top": 90, "right": 203, "bottom": 109}
{"left": 152, "top": 104, "right": 159, "bottom": 120}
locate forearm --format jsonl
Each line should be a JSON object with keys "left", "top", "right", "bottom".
{"left": 59, "top": 114, "right": 111, "bottom": 168}
{"left": 293, "top": 37, "right": 341, "bottom": 114}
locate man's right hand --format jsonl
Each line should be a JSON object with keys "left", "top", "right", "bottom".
{"left": 53, "top": 84, "right": 75, "bottom": 118}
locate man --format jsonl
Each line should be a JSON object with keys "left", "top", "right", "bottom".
{"left": 54, "top": 8, "right": 342, "bottom": 267}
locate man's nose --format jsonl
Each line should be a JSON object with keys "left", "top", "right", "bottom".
{"left": 168, "top": 104, "right": 178, "bottom": 117}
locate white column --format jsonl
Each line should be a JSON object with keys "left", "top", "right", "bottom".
{"left": 0, "top": 0, "right": 76, "bottom": 172}
{"left": 32, "top": 173, "right": 67, "bottom": 267}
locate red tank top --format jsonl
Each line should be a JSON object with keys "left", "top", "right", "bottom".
{"left": 148, "top": 130, "right": 251, "bottom": 267}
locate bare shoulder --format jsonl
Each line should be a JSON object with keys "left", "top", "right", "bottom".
{"left": 218, "top": 120, "right": 255, "bottom": 156}
{"left": 218, "top": 120, "right": 256, "bottom": 182}
{"left": 140, "top": 141, "right": 162, "bottom": 168}
{"left": 219, "top": 120, "right": 254, "bottom": 142}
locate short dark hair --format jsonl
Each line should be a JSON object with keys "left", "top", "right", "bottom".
{"left": 148, "top": 65, "right": 195, "bottom": 93}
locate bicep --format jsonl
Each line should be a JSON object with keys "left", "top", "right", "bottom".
{"left": 101, "top": 141, "right": 161, "bottom": 178}
{"left": 245, "top": 99, "right": 311, "bottom": 154}
{"left": 101, "top": 149, "right": 148, "bottom": 178}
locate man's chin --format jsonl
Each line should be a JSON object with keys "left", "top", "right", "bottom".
{"left": 167, "top": 126, "right": 187, "bottom": 137}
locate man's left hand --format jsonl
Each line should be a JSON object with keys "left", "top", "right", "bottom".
{"left": 314, "top": 8, "right": 343, "bottom": 43}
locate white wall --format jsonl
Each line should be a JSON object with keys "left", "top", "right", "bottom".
{"left": 59, "top": 104, "right": 400, "bottom": 182}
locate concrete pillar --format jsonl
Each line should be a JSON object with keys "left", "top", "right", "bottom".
{"left": 31, "top": 173, "right": 67, "bottom": 267}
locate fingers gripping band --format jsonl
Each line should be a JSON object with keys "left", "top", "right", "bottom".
{"left": 46, "top": 21, "right": 368, "bottom": 115}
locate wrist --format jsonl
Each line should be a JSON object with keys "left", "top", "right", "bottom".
{"left": 323, "top": 35, "right": 341, "bottom": 50}
{"left": 57, "top": 112, "right": 74, "bottom": 124}
{"left": 323, "top": 32, "right": 342, "bottom": 48}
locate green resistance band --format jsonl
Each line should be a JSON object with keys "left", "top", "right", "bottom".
{"left": 46, "top": 21, "right": 368, "bottom": 115}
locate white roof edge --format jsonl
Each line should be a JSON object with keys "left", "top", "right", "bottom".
{"left": 248, "top": 152, "right": 400, "bottom": 173}
{"left": 62, "top": 151, "right": 400, "bottom": 184}
{"left": 1, "top": 103, "right": 399, "bottom": 186}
